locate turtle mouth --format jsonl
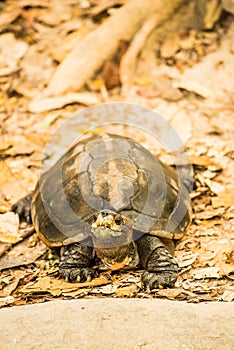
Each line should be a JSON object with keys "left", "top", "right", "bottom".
{"left": 90, "top": 210, "right": 132, "bottom": 248}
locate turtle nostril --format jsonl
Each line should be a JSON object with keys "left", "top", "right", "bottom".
{"left": 102, "top": 211, "right": 109, "bottom": 217}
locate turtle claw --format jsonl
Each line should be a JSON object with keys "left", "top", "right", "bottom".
{"left": 141, "top": 271, "right": 178, "bottom": 290}
{"left": 59, "top": 266, "right": 97, "bottom": 283}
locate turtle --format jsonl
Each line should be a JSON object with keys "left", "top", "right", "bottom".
{"left": 13, "top": 133, "right": 192, "bottom": 290}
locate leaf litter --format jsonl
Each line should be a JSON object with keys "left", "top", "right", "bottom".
{"left": 0, "top": 0, "right": 234, "bottom": 307}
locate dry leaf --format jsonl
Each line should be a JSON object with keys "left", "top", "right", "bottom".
{"left": 0, "top": 33, "right": 28, "bottom": 72}
{"left": 20, "top": 275, "right": 109, "bottom": 296}
{"left": 177, "top": 252, "right": 198, "bottom": 268}
{"left": 0, "top": 277, "right": 20, "bottom": 297}
{"left": 29, "top": 93, "right": 101, "bottom": 113}
{"left": 0, "top": 238, "right": 47, "bottom": 271}
{"left": 205, "top": 179, "right": 225, "bottom": 195}
{"left": 0, "top": 296, "right": 14, "bottom": 308}
{"left": 212, "top": 188, "right": 234, "bottom": 208}
{"left": 156, "top": 288, "right": 192, "bottom": 299}
{"left": 219, "top": 262, "right": 234, "bottom": 277}
{"left": 0, "top": 212, "right": 20, "bottom": 244}
{"left": 173, "top": 80, "right": 213, "bottom": 98}
{"left": 189, "top": 155, "right": 222, "bottom": 169}
{"left": 193, "top": 267, "right": 219, "bottom": 279}
{"left": 116, "top": 284, "right": 138, "bottom": 297}
{"left": 195, "top": 206, "right": 225, "bottom": 220}
{"left": 91, "top": 284, "right": 117, "bottom": 295}
{"left": 0, "top": 10, "right": 20, "bottom": 32}
{"left": 221, "top": 288, "right": 234, "bottom": 302}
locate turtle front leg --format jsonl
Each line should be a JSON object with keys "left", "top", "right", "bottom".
{"left": 59, "top": 242, "right": 97, "bottom": 282}
{"left": 137, "top": 235, "right": 178, "bottom": 290}
{"left": 12, "top": 193, "right": 33, "bottom": 224}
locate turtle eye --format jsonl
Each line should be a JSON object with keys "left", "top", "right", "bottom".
{"left": 115, "top": 217, "right": 123, "bottom": 225}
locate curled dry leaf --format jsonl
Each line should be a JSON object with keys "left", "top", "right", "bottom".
{"left": 0, "top": 212, "right": 20, "bottom": 244}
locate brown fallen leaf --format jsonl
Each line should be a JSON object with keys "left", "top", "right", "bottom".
{"left": 219, "top": 262, "right": 234, "bottom": 277}
{"left": 91, "top": 284, "right": 117, "bottom": 295}
{"left": 156, "top": 288, "right": 194, "bottom": 300}
{"left": 221, "top": 288, "right": 234, "bottom": 302}
{"left": 0, "top": 296, "right": 14, "bottom": 308}
{"left": 29, "top": 93, "right": 101, "bottom": 113}
{"left": 62, "top": 288, "right": 90, "bottom": 298}
{"left": 189, "top": 155, "right": 222, "bottom": 169}
{"left": 0, "top": 33, "right": 28, "bottom": 72}
{"left": 212, "top": 187, "right": 234, "bottom": 209}
{"left": 0, "top": 277, "right": 20, "bottom": 298}
{"left": 19, "top": 275, "right": 110, "bottom": 296}
{"left": 116, "top": 284, "right": 138, "bottom": 297}
{"left": 0, "top": 238, "right": 47, "bottom": 271}
{"left": 0, "top": 212, "right": 20, "bottom": 244}
{"left": 195, "top": 206, "right": 225, "bottom": 220}
{"left": 193, "top": 267, "right": 220, "bottom": 279}
{"left": 177, "top": 252, "right": 198, "bottom": 268}
{"left": 0, "top": 9, "right": 21, "bottom": 32}
{"left": 205, "top": 179, "right": 225, "bottom": 195}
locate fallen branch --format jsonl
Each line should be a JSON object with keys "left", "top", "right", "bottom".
{"left": 120, "top": 13, "right": 161, "bottom": 96}
{"left": 47, "top": 0, "right": 186, "bottom": 95}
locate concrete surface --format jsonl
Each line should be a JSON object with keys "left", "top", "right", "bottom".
{"left": 0, "top": 299, "right": 233, "bottom": 350}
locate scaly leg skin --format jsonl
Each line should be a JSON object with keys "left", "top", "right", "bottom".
{"left": 137, "top": 235, "right": 178, "bottom": 290}
{"left": 12, "top": 193, "right": 33, "bottom": 224}
{"left": 59, "top": 242, "right": 97, "bottom": 282}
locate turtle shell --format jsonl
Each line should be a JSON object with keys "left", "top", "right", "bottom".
{"left": 31, "top": 133, "right": 191, "bottom": 247}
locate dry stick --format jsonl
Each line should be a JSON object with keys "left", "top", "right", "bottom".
{"left": 47, "top": 0, "right": 186, "bottom": 95}
{"left": 120, "top": 13, "right": 161, "bottom": 97}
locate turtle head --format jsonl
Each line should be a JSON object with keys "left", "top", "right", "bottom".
{"left": 89, "top": 210, "right": 135, "bottom": 268}
{"left": 90, "top": 210, "right": 132, "bottom": 248}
